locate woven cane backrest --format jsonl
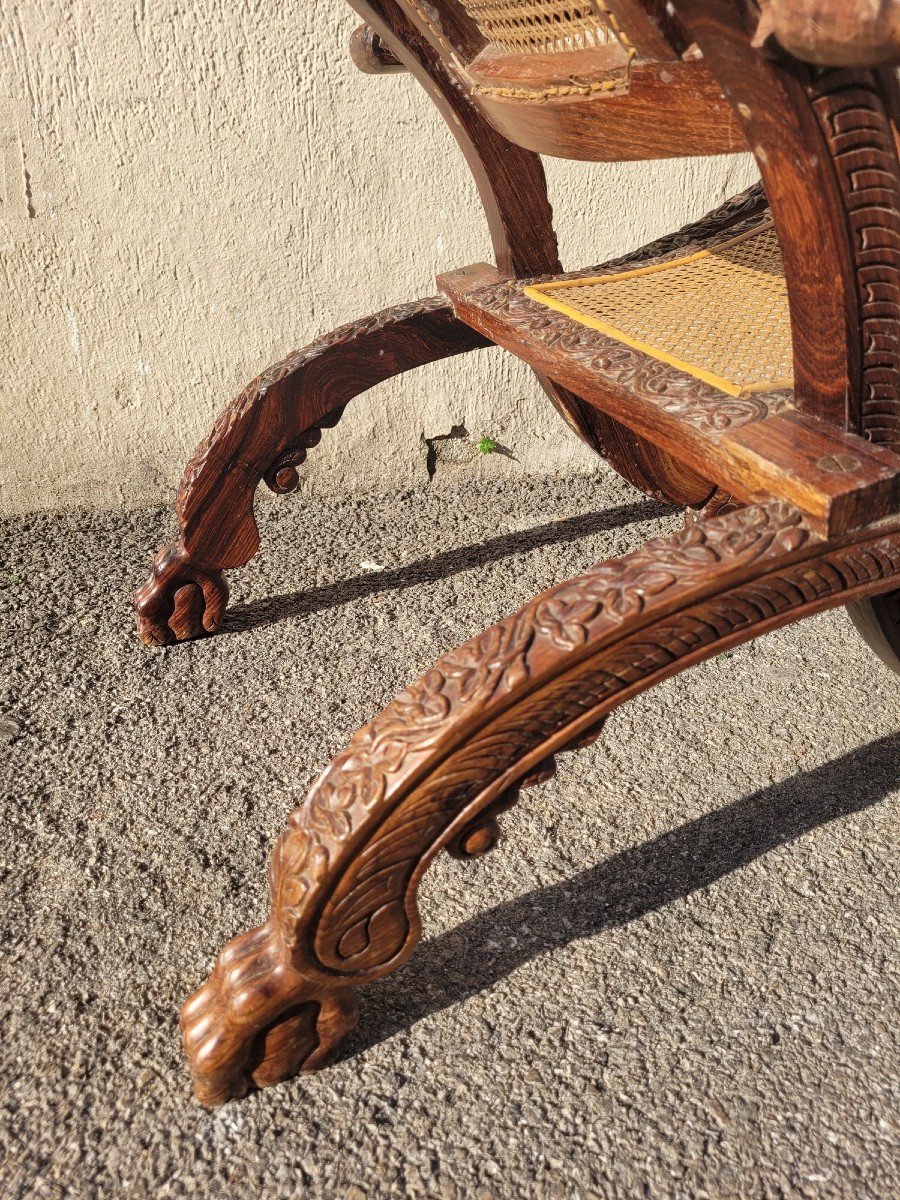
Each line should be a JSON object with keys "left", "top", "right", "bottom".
{"left": 458, "top": 1, "right": 629, "bottom": 55}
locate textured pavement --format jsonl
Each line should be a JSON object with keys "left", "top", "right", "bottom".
{"left": 1, "top": 473, "right": 899, "bottom": 1199}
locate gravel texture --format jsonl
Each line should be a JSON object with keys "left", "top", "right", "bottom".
{"left": 1, "top": 472, "right": 899, "bottom": 1199}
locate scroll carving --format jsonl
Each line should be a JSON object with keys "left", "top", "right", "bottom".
{"left": 808, "top": 67, "right": 900, "bottom": 669}
{"left": 176, "top": 298, "right": 455, "bottom": 529}
{"left": 135, "top": 298, "right": 488, "bottom": 644}
{"left": 182, "top": 502, "right": 900, "bottom": 1104}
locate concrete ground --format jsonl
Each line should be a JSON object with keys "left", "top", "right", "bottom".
{"left": 1, "top": 472, "right": 899, "bottom": 1199}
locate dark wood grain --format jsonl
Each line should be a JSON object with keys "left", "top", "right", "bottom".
{"left": 807, "top": 63, "right": 900, "bottom": 665}
{"left": 672, "top": 1, "right": 900, "bottom": 662}
{"left": 134, "top": 171, "right": 773, "bottom": 647}
{"left": 134, "top": 299, "right": 489, "bottom": 645}
{"left": 673, "top": 0, "right": 860, "bottom": 430}
{"left": 350, "top": 0, "right": 726, "bottom": 496}
{"left": 722, "top": 410, "right": 900, "bottom": 534}
{"left": 132, "top": 0, "right": 900, "bottom": 1107}
{"left": 347, "top": 0, "right": 721, "bottom": 502}
{"left": 397, "top": 0, "right": 742, "bottom": 162}
{"left": 472, "top": 59, "right": 746, "bottom": 162}
{"left": 397, "top": 0, "right": 487, "bottom": 62}
{"left": 806, "top": 66, "right": 900, "bottom": 451}
{"left": 438, "top": 260, "right": 900, "bottom": 536}
{"left": 182, "top": 501, "right": 900, "bottom": 1104}
{"left": 347, "top": 0, "right": 558, "bottom": 280}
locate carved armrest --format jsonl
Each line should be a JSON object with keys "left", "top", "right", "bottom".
{"left": 759, "top": 0, "right": 900, "bottom": 67}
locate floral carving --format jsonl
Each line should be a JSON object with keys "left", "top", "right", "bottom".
{"left": 182, "top": 500, "right": 900, "bottom": 1104}
{"left": 473, "top": 273, "right": 792, "bottom": 437}
{"left": 271, "top": 502, "right": 812, "bottom": 935}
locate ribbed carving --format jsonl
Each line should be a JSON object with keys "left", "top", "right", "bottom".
{"left": 810, "top": 68, "right": 900, "bottom": 452}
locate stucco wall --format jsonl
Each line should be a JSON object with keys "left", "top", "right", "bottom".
{"left": 0, "top": 2, "right": 759, "bottom": 515}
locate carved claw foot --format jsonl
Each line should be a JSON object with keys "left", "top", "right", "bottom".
{"left": 181, "top": 922, "right": 358, "bottom": 1106}
{"left": 134, "top": 298, "right": 486, "bottom": 647}
{"left": 134, "top": 544, "right": 229, "bottom": 646}
{"left": 182, "top": 503, "right": 900, "bottom": 1104}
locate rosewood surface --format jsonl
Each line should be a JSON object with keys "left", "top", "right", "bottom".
{"left": 346, "top": 0, "right": 712, "bottom": 506}
{"left": 471, "top": 58, "right": 747, "bottom": 162}
{"left": 122, "top": 0, "right": 900, "bottom": 1105}
{"left": 135, "top": 299, "right": 488, "bottom": 645}
{"left": 438, "top": 261, "right": 900, "bottom": 537}
{"left": 182, "top": 502, "right": 900, "bottom": 1105}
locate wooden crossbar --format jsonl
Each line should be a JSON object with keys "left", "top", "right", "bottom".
{"left": 438, "top": 262, "right": 900, "bottom": 536}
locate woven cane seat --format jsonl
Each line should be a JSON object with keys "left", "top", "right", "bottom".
{"left": 523, "top": 221, "right": 793, "bottom": 397}
{"left": 460, "top": 0, "right": 624, "bottom": 54}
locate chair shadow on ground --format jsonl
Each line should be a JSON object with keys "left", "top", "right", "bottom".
{"left": 342, "top": 733, "right": 900, "bottom": 1059}
{"left": 225, "top": 497, "right": 672, "bottom": 635}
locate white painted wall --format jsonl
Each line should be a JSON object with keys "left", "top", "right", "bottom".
{"left": 0, "top": 1, "right": 759, "bottom": 514}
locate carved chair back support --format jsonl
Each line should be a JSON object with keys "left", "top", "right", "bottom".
{"left": 377, "top": 0, "right": 900, "bottom": 450}
{"left": 677, "top": 2, "right": 900, "bottom": 447}
{"left": 127, "top": 0, "right": 900, "bottom": 1105}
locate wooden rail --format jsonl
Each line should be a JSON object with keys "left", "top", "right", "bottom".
{"left": 439, "top": 262, "right": 900, "bottom": 537}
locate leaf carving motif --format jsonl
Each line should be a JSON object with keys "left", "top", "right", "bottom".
{"left": 474, "top": 278, "right": 789, "bottom": 435}
{"left": 270, "top": 503, "right": 812, "bottom": 939}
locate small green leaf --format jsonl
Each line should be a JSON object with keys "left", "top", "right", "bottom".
{"left": 477, "top": 436, "right": 499, "bottom": 455}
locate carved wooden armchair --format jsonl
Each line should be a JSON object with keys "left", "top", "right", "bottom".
{"left": 135, "top": 0, "right": 900, "bottom": 1104}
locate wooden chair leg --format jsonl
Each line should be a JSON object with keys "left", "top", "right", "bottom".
{"left": 133, "top": 298, "right": 488, "bottom": 645}
{"left": 180, "top": 501, "right": 900, "bottom": 1105}
{"left": 847, "top": 592, "right": 900, "bottom": 675}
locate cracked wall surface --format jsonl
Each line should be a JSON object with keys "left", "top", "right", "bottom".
{"left": 0, "top": 1, "right": 759, "bottom": 515}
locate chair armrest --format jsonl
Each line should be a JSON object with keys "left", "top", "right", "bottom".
{"left": 760, "top": 0, "right": 900, "bottom": 67}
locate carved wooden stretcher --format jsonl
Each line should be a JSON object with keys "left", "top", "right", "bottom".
{"left": 134, "top": 0, "right": 900, "bottom": 1104}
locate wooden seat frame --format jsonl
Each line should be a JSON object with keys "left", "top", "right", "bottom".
{"left": 132, "top": 0, "right": 900, "bottom": 1104}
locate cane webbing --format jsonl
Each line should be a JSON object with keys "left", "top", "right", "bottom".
{"left": 523, "top": 221, "right": 793, "bottom": 397}
{"left": 460, "top": 1, "right": 624, "bottom": 54}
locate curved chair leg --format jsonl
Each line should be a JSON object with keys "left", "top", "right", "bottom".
{"left": 847, "top": 592, "right": 900, "bottom": 675}
{"left": 181, "top": 501, "right": 900, "bottom": 1104}
{"left": 133, "top": 298, "right": 487, "bottom": 644}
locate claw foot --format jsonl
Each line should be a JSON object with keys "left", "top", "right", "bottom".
{"left": 181, "top": 923, "right": 358, "bottom": 1105}
{"left": 134, "top": 544, "right": 229, "bottom": 646}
